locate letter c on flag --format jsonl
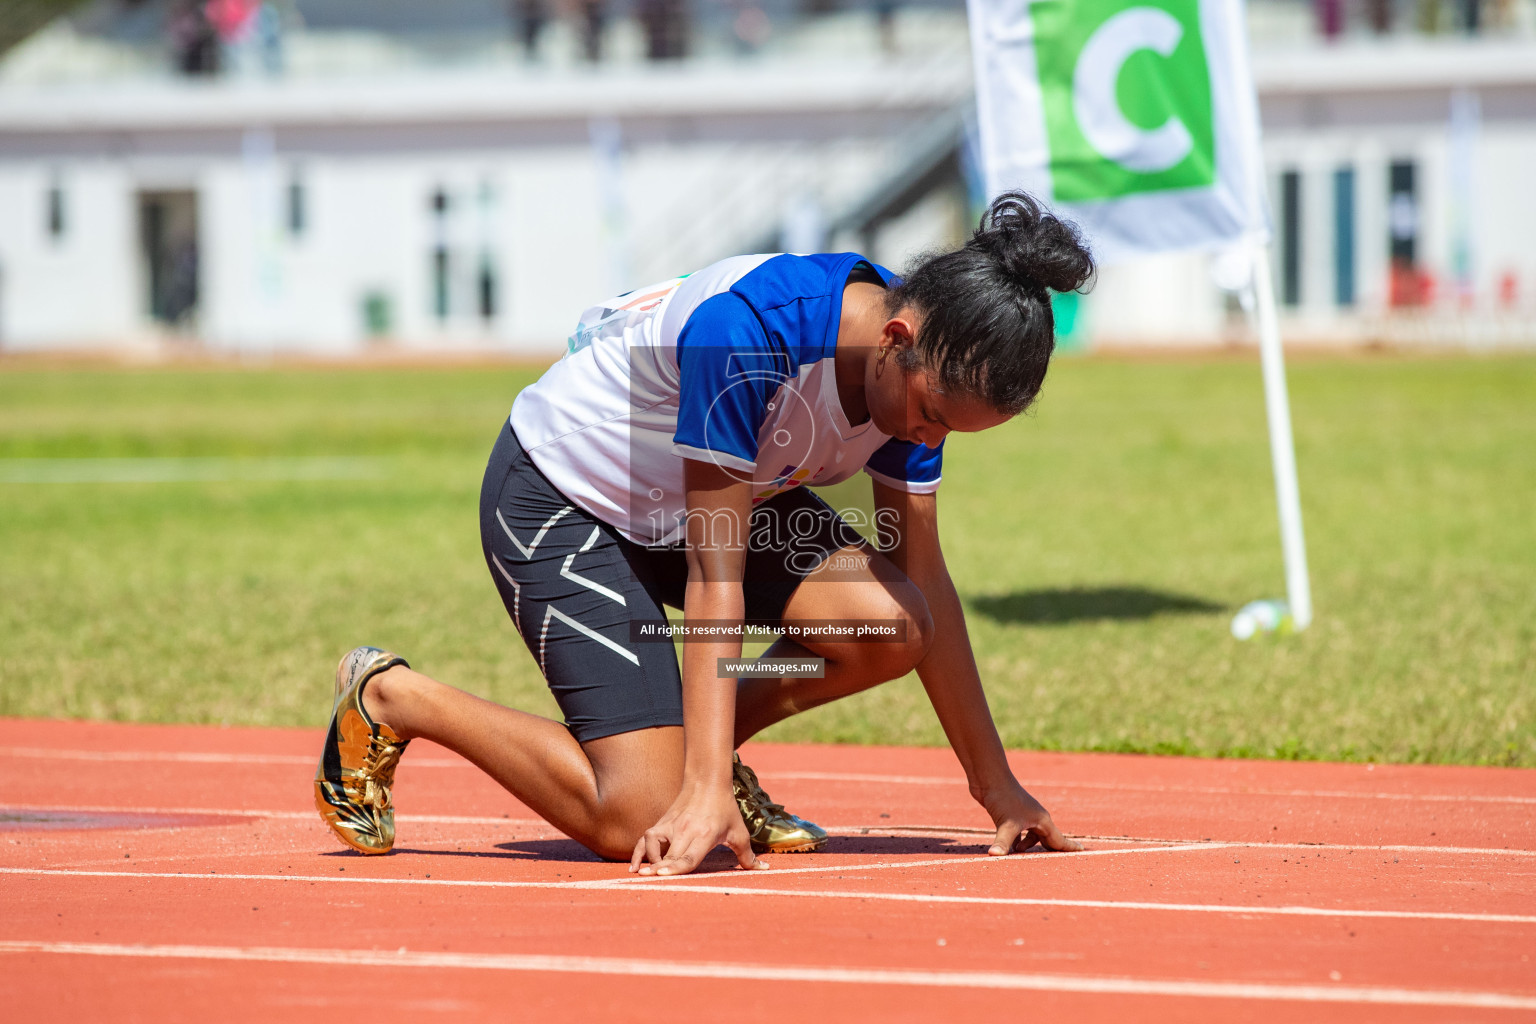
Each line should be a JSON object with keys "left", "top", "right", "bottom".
{"left": 1071, "top": 7, "right": 1193, "bottom": 174}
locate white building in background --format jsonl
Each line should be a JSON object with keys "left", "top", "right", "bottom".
{"left": 1085, "top": 39, "right": 1536, "bottom": 348}
{"left": 0, "top": 62, "right": 966, "bottom": 355}
{"left": 0, "top": 0, "right": 1533, "bottom": 355}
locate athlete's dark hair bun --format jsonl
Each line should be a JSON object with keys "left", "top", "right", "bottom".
{"left": 972, "top": 191, "right": 1095, "bottom": 296}
{"left": 890, "top": 190, "right": 1095, "bottom": 415}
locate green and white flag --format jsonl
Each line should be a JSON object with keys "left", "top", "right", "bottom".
{"left": 967, "top": 0, "right": 1268, "bottom": 263}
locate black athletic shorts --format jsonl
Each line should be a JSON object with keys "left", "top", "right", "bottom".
{"left": 478, "top": 420, "right": 863, "bottom": 743}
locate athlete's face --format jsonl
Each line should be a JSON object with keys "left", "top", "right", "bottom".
{"left": 866, "top": 315, "right": 1011, "bottom": 448}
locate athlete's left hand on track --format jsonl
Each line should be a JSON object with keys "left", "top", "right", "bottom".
{"left": 629, "top": 782, "right": 766, "bottom": 877}
{"left": 982, "top": 781, "right": 1082, "bottom": 855}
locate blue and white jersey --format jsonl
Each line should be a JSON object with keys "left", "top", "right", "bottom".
{"left": 509, "top": 252, "right": 943, "bottom": 546}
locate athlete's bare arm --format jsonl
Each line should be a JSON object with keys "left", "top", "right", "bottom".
{"left": 630, "top": 458, "right": 765, "bottom": 876}
{"left": 872, "top": 478, "right": 1081, "bottom": 855}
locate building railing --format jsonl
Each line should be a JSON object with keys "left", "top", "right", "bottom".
{"left": 5, "top": 0, "right": 1533, "bottom": 87}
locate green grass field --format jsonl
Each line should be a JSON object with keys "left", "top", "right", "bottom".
{"left": 1, "top": 353, "right": 1531, "bottom": 765}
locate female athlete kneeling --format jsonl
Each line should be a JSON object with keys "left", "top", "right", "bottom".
{"left": 314, "top": 190, "right": 1093, "bottom": 876}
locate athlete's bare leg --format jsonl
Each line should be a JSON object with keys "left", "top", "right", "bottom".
{"left": 362, "top": 669, "right": 681, "bottom": 861}
{"left": 733, "top": 542, "right": 934, "bottom": 745}
{"left": 362, "top": 543, "right": 927, "bottom": 859}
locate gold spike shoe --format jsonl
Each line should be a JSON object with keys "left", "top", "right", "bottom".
{"left": 732, "top": 753, "right": 827, "bottom": 854}
{"left": 314, "top": 646, "right": 411, "bottom": 855}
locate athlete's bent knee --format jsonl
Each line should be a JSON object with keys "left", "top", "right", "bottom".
{"left": 849, "top": 593, "right": 933, "bottom": 680}
{"left": 890, "top": 593, "right": 934, "bottom": 673}
{"left": 588, "top": 812, "right": 663, "bottom": 862}
{"left": 587, "top": 827, "right": 642, "bottom": 863}
{"left": 582, "top": 786, "right": 675, "bottom": 862}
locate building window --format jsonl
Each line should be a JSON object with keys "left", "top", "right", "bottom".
{"left": 362, "top": 289, "right": 393, "bottom": 339}
{"left": 478, "top": 255, "right": 498, "bottom": 322}
{"left": 476, "top": 180, "right": 499, "bottom": 325}
{"left": 46, "top": 181, "right": 65, "bottom": 241}
{"left": 1280, "top": 170, "right": 1302, "bottom": 307}
{"left": 1388, "top": 160, "right": 1421, "bottom": 306}
{"left": 287, "top": 175, "right": 305, "bottom": 237}
{"left": 430, "top": 187, "right": 451, "bottom": 321}
{"left": 1333, "top": 167, "right": 1356, "bottom": 307}
{"left": 139, "top": 190, "right": 200, "bottom": 327}
{"left": 432, "top": 249, "right": 451, "bottom": 321}
{"left": 1388, "top": 162, "right": 1417, "bottom": 265}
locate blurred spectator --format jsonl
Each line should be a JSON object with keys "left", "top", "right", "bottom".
{"left": 253, "top": 1, "right": 285, "bottom": 73}
{"left": 1390, "top": 262, "right": 1433, "bottom": 307}
{"left": 1316, "top": 0, "right": 1343, "bottom": 38}
{"left": 1459, "top": 0, "right": 1480, "bottom": 31}
{"left": 1366, "top": 0, "right": 1394, "bottom": 32}
{"left": 1498, "top": 270, "right": 1519, "bottom": 310}
{"left": 512, "top": 0, "right": 547, "bottom": 59}
{"left": 1416, "top": 0, "right": 1444, "bottom": 33}
{"left": 638, "top": 0, "right": 689, "bottom": 59}
{"left": 205, "top": 0, "right": 260, "bottom": 41}
{"left": 800, "top": 0, "right": 838, "bottom": 16}
{"left": 576, "top": 0, "right": 605, "bottom": 61}
{"left": 731, "top": 1, "right": 771, "bottom": 53}
{"left": 874, "top": 0, "right": 898, "bottom": 53}
{"left": 169, "top": 0, "right": 220, "bottom": 74}
{"left": 1487, "top": 0, "right": 1517, "bottom": 29}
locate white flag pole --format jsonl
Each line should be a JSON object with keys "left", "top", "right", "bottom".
{"left": 1226, "top": 0, "right": 1311, "bottom": 633}
{"left": 966, "top": 0, "right": 1312, "bottom": 630}
{"left": 1249, "top": 241, "right": 1313, "bottom": 630}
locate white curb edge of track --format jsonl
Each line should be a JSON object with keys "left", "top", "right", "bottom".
{"left": 0, "top": 940, "right": 1532, "bottom": 1010}
{"left": 4, "top": 800, "right": 1534, "bottom": 857}
{"left": 4, "top": 865, "right": 1534, "bottom": 925}
{"left": 4, "top": 748, "right": 1532, "bottom": 806}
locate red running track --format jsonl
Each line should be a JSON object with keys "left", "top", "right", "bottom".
{"left": 1, "top": 718, "right": 1533, "bottom": 1022}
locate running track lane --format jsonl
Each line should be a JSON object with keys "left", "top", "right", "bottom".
{"left": 0, "top": 718, "right": 1532, "bottom": 1023}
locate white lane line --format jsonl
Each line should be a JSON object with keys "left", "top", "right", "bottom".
{"left": 44, "top": 835, "right": 534, "bottom": 872}
{"left": 6, "top": 861, "right": 1532, "bottom": 925}
{"left": 773, "top": 771, "right": 1536, "bottom": 806}
{"left": 594, "top": 843, "right": 1229, "bottom": 885}
{"left": 0, "top": 802, "right": 531, "bottom": 827}
{"left": 0, "top": 801, "right": 1005, "bottom": 845}
{"left": 6, "top": 751, "right": 1529, "bottom": 807}
{"left": 0, "top": 802, "right": 1033, "bottom": 841}
{"left": 0, "top": 748, "right": 468, "bottom": 768}
{"left": 0, "top": 803, "right": 1021, "bottom": 844}
{"left": 7, "top": 747, "right": 1531, "bottom": 810}
{"left": 606, "top": 884, "right": 1536, "bottom": 924}
{"left": 4, "top": 801, "right": 1534, "bottom": 857}
{"left": 0, "top": 846, "right": 1203, "bottom": 893}
{"left": 1, "top": 940, "right": 1532, "bottom": 1009}
{"left": 0, "top": 867, "right": 593, "bottom": 890}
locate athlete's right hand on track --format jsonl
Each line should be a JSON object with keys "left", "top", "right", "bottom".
{"left": 630, "top": 782, "right": 766, "bottom": 876}
{"left": 983, "top": 780, "right": 1083, "bottom": 855}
